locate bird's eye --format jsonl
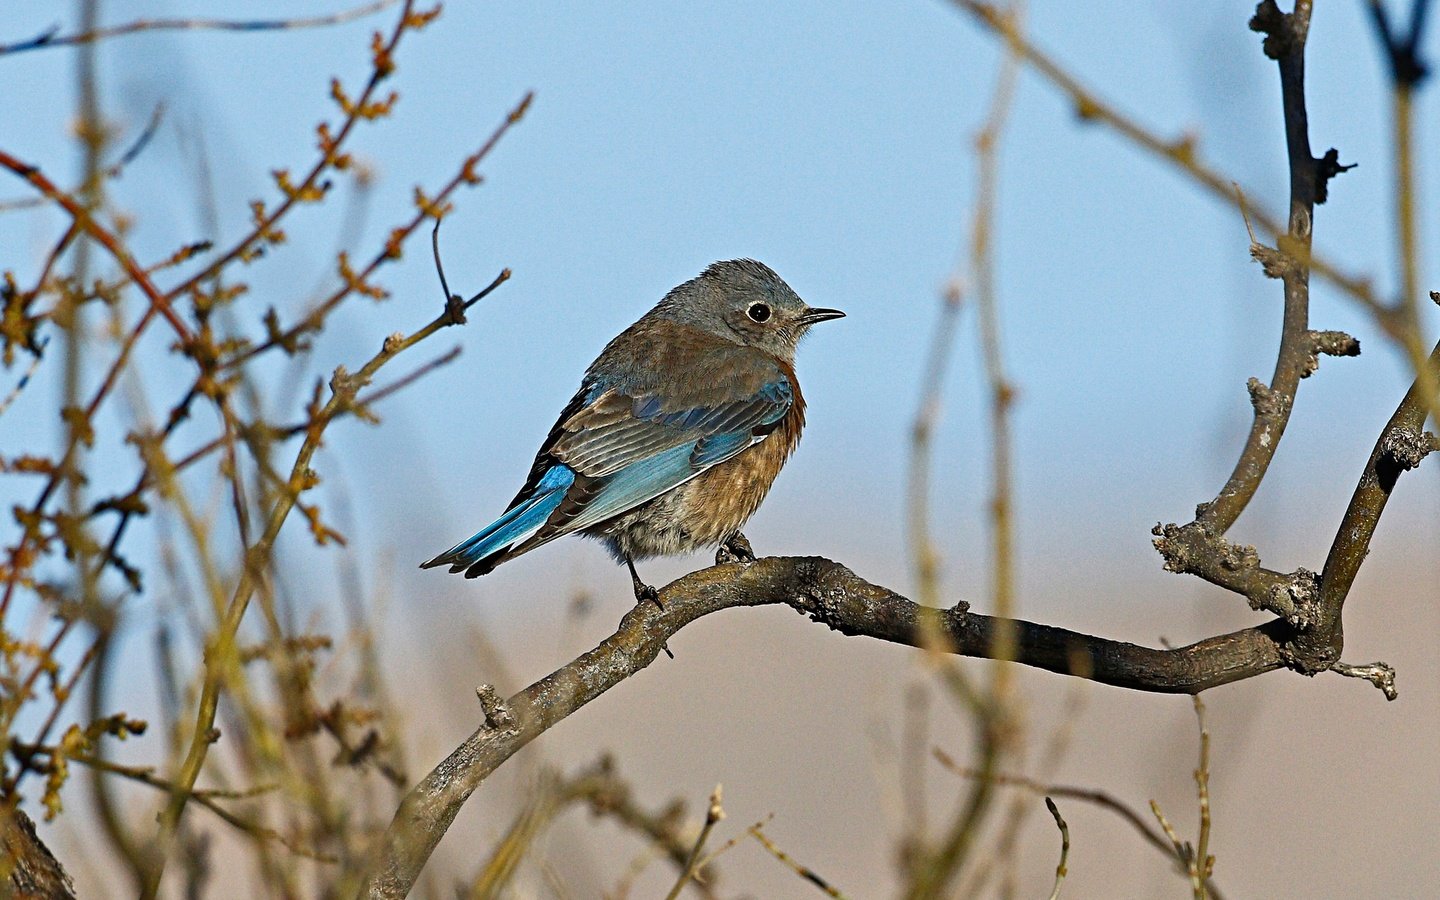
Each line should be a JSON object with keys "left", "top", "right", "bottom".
{"left": 747, "top": 302, "right": 771, "bottom": 323}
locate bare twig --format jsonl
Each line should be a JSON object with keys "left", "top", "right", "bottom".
{"left": 931, "top": 747, "right": 1224, "bottom": 898}
{"left": 1328, "top": 659, "right": 1399, "bottom": 699}
{"left": 0, "top": 0, "right": 402, "bottom": 55}
{"left": 1043, "top": 798, "right": 1069, "bottom": 900}
{"left": 663, "top": 785, "right": 723, "bottom": 900}
{"left": 1191, "top": 697, "right": 1214, "bottom": 899}
{"left": 0, "top": 337, "right": 48, "bottom": 419}
{"left": 749, "top": 823, "right": 847, "bottom": 898}
{"left": 1196, "top": 0, "right": 1327, "bottom": 533}
{"left": 949, "top": 1, "right": 1387, "bottom": 326}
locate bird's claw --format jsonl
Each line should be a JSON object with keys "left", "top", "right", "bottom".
{"left": 716, "top": 532, "right": 757, "bottom": 566}
{"left": 629, "top": 584, "right": 673, "bottom": 658}
{"left": 635, "top": 583, "right": 663, "bottom": 611}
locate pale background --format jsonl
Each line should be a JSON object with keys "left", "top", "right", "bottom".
{"left": 2, "top": 0, "right": 1437, "bottom": 896}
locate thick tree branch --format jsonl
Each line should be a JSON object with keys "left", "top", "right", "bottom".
{"left": 358, "top": 557, "right": 1298, "bottom": 898}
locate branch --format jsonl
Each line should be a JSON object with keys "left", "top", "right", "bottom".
{"left": 1200, "top": 0, "right": 1328, "bottom": 532}
{"left": 0, "top": 149, "right": 193, "bottom": 342}
{"left": 932, "top": 747, "right": 1226, "bottom": 899}
{"left": 949, "top": 1, "right": 1387, "bottom": 327}
{"left": 358, "top": 556, "right": 1299, "bottom": 898}
{"left": 1311, "top": 337, "right": 1440, "bottom": 637}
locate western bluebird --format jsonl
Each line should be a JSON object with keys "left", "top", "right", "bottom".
{"left": 420, "top": 259, "right": 843, "bottom": 602}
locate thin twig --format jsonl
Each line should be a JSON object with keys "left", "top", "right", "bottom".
{"left": 949, "top": 0, "right": 1388, "bottom": 326}
{"left": 0, "top": 337, "right": 48, "bottom": 419}
{"left": 0, "top": 0, "right": 401, "bottom": 55}
{"left": 663, "top": 785, "right": 723, "bottom": 900}
{"left": 145, "top": 194, "right": 517, "bottom": 900}
{"left": 749, "top": 824, "right": 848, "bottom": 898}
{"left": 1043, "top": 798, "right": 1068, "bottom": 900}
{"left": 932, "top": 747, "right": 1225, "bottom": 899}
{"left": 15, "top": 745, "right": 334, "bottom": 863}
{"left": 1191, "top": 697, "right": 1213, "bottom": 900}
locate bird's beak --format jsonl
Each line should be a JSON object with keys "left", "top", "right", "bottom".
{"left": 799, "top": 306, "right": 846, "bottom": 325}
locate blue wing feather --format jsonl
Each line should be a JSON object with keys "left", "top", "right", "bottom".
{"left": 561, "top": 442, "right": 702, "bottom": 533}
{"left": 559, "top": 408, "right": 781, "bottom": 535}
{"left": 424, "top": 370, "right": 794, "bottom": 576}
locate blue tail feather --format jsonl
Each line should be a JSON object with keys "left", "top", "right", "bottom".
{"left": 421, "top": 465, "right": 575, "bottom": 573}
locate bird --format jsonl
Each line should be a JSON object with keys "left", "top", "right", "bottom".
{"left": 420, "top": 259, "right": 844, "bottom": 603}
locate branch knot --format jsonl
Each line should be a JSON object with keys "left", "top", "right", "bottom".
{"left": 475, "top": 684, "right": 515, "bottom": 730}
{"left": 1260, "top": 567, "right": 1319, "bottom": 629}
{"left": 1246, "top": 378, "right": 1281, "bottom": 418}
{"left": 1313, "top": 148, "right": 1355, "bottom": 204}
{"left": 1301, "top": 329, "right": 1360, "bottom": 377}
{"left": 1249, "top": 0, "right": 1309, "bottom": 60}
{"left": 1380, "top": 426, "right": 1436, "bottom": 471}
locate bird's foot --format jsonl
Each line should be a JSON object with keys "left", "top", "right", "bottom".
{"left": 633, "top": 586, "right": 674, "bottom": 659}
{"left": 716, "top": 532, "right": 757, "bottom": 566}
{"left": 635, "top": 582, "right": 663, "bottom": 611}
{"left": 626, "top": 557, "right": 664, "bottom": 610}
{"left": 625, "top": 556, "right": 672, "bottom": 658}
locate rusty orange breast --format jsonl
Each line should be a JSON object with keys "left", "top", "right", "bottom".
{"left": 684, "top": 358, "right": 806, "bottom": 545}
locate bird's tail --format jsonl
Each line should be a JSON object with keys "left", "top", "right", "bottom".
{"left": 420, "top": 465, "right": 575, "bottom": 577}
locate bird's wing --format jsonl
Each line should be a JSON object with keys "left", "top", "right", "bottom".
{"left": 421, "top": 361, "right": 793, "bottom": 575}
{"left": 540, "top": 372, "right": 793, "bottom": 534}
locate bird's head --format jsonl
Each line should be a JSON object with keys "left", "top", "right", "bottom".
{"left": 659, "top": 259, "right": 844, "bottom": 359}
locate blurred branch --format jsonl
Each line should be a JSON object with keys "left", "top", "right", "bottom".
{"left": 748, "top": 823, "right": 847, "bottom": 899}
{"left": 1367, "top": 0, "right": 1440, "bottom": 442}
{"left": 13, "top": 743, "right": 334, "bottom": 863}
{"left": 907, "top": 282, "right": 962, "bottom": 611}
{"left": 0, "top": 0, "right": 402, "bottom": 55}
{"left": 1189, "top": 697, "right": 1214, "bottom": 899}
{"left": 0, "top": 102, "right": 164, "bottom": 213}
{"left": 663, "top": 785, "right": 723, "bottom": 900}
{"left": 950, "top": 1, "right": 1390, "bottom": 328}
{"left": 933, "top": 747, "right": 1225, "bottom": 899}
{"left": 903, "top": 9, "right": 1023, "bottom": 896}
{"left": 1367, "top": 0, "right": 1434, "bottom": 86}
{"left": 0, "top": 149, "right": 194, "bottom": 340}
{"left": 462, "top": 756, "right": 719, "bottom": 900}
{"left": 1043, "top": 797, "right": 1068, "bottom": 900}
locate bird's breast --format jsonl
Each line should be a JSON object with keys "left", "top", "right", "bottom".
{"left": 682, "top": 368, "right": 805, "bottom": 544}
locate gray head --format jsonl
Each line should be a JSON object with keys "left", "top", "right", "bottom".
{"left": 652, "top": 259, "right": 844, "bottom": 359}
